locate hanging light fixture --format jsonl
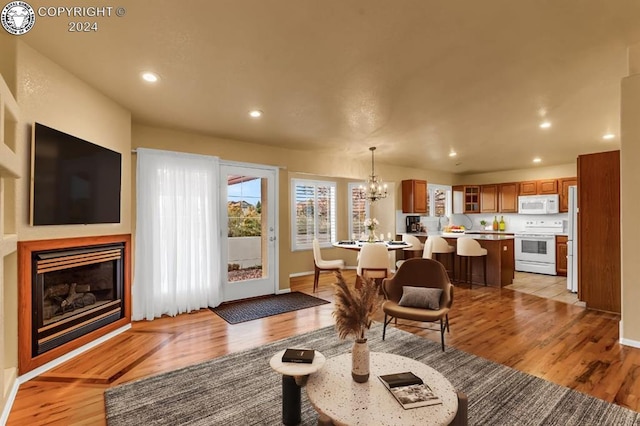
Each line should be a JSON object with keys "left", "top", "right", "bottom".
{"left": 358, "top": 146, "right": 388, "bottom": 202}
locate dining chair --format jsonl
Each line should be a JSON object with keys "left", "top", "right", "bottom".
{"left": 357, "top": 243, "right": 390, "bottom": 282}
{"left": 312, "top": 238, "right": 345, "bottom": 292}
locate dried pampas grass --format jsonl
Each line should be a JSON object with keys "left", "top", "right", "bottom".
{"left": 332, "top": 271, "right": 383, "bottom": 340}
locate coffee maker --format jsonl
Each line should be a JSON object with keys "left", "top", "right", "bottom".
{"left": 406, "top": 216, "right": 421, "bottom": 233}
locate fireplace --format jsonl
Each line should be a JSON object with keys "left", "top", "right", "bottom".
{"left": 19, "top": 235, "right": 131, "bottom": 374}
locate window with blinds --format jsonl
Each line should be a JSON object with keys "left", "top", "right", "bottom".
{"left": 348, "top": 183, "right": 369, "bottom": 239}
{"left": 291, "top": 179, "right": 337, "bottom": 250}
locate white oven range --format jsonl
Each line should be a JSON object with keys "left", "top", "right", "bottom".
{"left": 515, "top": 220, "right": 564, "bottom": 275}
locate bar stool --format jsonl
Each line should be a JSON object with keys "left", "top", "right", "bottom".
{"left": 395, "top": 234, "right": 424, "bottom": 269}
{"left": 456, "top": 237, "right": 488, "bottom": 288}
{"left": 430, "top": 236, "right": 456, "bottom": 281}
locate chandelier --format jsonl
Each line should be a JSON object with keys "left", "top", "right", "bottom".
{"left": 358, "top": 146, "right": 388, "bottom": 202}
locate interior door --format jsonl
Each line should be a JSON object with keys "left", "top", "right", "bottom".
{"left": 220, "top": 163, "right": 278, "bottom": 301}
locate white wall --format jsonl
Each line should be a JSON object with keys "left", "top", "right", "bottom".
{"left": 620, "top": 46, "right": 640, "bottom": 345}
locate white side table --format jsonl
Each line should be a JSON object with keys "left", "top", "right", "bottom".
{"left": 270, "top": 349, "right": 326, "bottom": 425}
{"left": 306, "top": 352, "right": 458, "bottom": 425}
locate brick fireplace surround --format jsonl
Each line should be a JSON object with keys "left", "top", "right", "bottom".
{"left": 18, "top": 234, "right": 131, "bottom": 374}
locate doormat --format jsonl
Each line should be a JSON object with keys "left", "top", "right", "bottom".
{"left": 210, "top": 291, "right": 330, "bottom": 324}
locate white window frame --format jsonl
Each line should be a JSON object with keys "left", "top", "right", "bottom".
{"left": 290, "top": 178, "right": 337, "bottom": 251}
{"left": 348, "top": 182, "right": 370, "bottom": 240}
{"left": 427, "top": 184, "right": 452, "bottom": 218}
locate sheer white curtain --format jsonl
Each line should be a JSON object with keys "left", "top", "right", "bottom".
{"left": 133, "top": 148, "right": 222, "bottom": 320}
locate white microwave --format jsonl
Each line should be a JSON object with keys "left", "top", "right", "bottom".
{"left": 518, "top": 194, "right": 559, "bottom": 215}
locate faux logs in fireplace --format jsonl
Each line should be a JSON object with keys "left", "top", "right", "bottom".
{"left": 18, "top": 235, "right": 131, "bottom": 374}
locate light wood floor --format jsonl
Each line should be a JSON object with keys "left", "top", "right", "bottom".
{"left": 7, "top": 270, "right": 640, "bottom": 425}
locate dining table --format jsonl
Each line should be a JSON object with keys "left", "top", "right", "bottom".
{"left": 332, "top": 240, "right": 412, "bottom": 251}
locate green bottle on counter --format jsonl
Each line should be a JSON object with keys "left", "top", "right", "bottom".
{"left": 492, "top": 216, "right": 499, "bottom": 231}
{"left": 499, "top": 216, "right": 506, "bottom": 231}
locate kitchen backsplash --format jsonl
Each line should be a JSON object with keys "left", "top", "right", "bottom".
{"left": 396, "top": 211, "right": 569, "bottom": 235}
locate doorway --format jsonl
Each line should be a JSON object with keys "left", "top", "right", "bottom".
{"left": 220, "top": 163, "right": 278, "bottom": 301}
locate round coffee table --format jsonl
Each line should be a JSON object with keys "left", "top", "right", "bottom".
{"left": 306, "top": 352, "right": 458, "bottom": 425}
{"left": 270, "top": 349, "right": 326, "bottom": 425}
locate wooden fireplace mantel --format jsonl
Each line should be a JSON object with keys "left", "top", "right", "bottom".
{"left": 18, "top": 234, "right": 132, "bottom": 374}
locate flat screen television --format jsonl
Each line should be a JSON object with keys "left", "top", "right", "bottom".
{"left": 30, "top": 123, "right": 122, "bottom": 225}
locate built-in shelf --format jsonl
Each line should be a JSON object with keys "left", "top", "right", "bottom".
{"left": 1, "top": 234, "right": 17, "bottom": 256}
{"left": 1, "top": 71, "right": 21, "bottom": 414}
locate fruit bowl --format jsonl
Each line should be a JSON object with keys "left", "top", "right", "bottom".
{"left": 443, "top": 226, "right": 465, "bottom": 234}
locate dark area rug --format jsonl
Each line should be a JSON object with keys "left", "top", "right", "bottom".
{"left": 105, "top": 324, "right": 640, "bottom": 426}
{"left": 209, "top": 291, "right": 330, "bottom": 324}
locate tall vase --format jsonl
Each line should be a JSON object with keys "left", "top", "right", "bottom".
{"left": 367, "top": 229, "right": 376, "bottom": 243}
{"left": 351, "top": 338, "right": 370, "bottom": 383}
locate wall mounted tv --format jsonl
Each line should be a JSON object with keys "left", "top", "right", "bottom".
{"left": 30, "top": 123, "right": 122, "bottom": 226}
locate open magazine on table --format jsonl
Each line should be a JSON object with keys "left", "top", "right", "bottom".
{"left": 378, "top": 372, "right": 442, "bottom": 409}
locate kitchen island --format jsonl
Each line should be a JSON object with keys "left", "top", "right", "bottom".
{"left": 399, "top": 232, "right": 515, "bottom": 287}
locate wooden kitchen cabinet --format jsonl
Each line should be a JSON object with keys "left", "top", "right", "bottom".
{"left": 556, "top": 235, "right": 568, "bottom": 276}
{"left": 464, "top": 186, "right": 480, "bottom": 213}
{"left": 559, "top": 177, "right": 578, "bottom": 212}
{"left": 578, "top": 150, "right": 620, "bottom": 313}
{"left": 519, "top": 181, "right": 537, "bottom": 195}
{"left": 452, "top": 185, "right": 464, "bottom": 214}
{"left": 519, "top": 179, "right": 558, "bottom": 195}
{"left": 402, "top": 179, "right": 427, "bottom": 213}
{"left": 538, "top": 179, "right": 558, "bottom": 194}
{"left": 498, "top": 182, "right": 518, "bottom": 213}
{"left": 480, "top": 185, "right": 498, "bottom": 213}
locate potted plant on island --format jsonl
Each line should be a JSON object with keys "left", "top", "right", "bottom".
{"left": 332, "top": 271, "right": 383, "bottom": 383}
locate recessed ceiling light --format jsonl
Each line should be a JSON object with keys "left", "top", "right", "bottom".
{"left": 539, "top": 121, "right": 551, "bottom": 129}
{"left": 533, "top": 157, "right": 542, "bottom": 163}
{"left": 249, "top": 110, "right": 263, "bottom": 118}
{"left": 141, "top": 72, "right": 159, "bottom": 83}
{"left": 449, "top": 151, "right": 457, "bottom": 157}
{"left": 602, "top": 133, "right": 615, "bottom": 140}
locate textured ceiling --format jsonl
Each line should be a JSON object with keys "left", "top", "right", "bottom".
{"left": 19, "top": 0, "right": 640, "bottom": 174}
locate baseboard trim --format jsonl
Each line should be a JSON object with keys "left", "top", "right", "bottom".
{"left": 289, "top": 271, "right": 313, "bottom": 278}
{"left": 619, "top": 338, "right": 640, "bottom": 348}
{"left": 289, "top": 267, "right": 356, "bottom": 279}
{"left": 620, "top": 321, "right": 640, "bottom": 348}
{"left": 0, "top": 374, "right": 19, "bottom": 426}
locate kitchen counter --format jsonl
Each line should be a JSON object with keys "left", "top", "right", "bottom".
{"left": 399, "top": 233, "right": 515, "bottom": 287}
{"left": 442, "top": 233, "right": 514, "bottom": 241}
{"left": 464, "top": 230, "right": 515, "bottom": 236}
{"left": 401, "top": 232, "right": 515, "bottom": 241}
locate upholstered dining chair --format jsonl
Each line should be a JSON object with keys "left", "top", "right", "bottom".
{"left": 395, "top": 234, "right": 425, "bottom": 269}
{"left": 381, "top": 258, "right": 453, "bottom": 351}
{"left": 312, "top": 238, "right": 345, "bottom": 292}
{"left": 357, "top": 243, "right": 390, "bottom": 282}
